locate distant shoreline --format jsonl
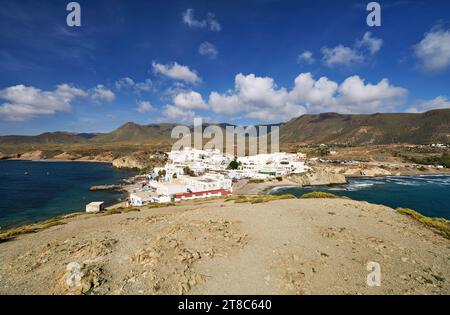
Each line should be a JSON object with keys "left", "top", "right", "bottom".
{"left": 1, "top": 158, "right": 113, "bottom": 164}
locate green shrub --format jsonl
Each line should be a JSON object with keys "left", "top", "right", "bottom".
{"left": 396, "top": 208, "right": 450, "bottom": 239}
{"left": 226, "top": 194, "right": 296, "bottom": 204}
{"left": 249, "top": 179, "right": 265, "bottom": 184}
{"left": 0, "top": 219, "right": 65, "bottom": 242}
{"left": 300, "top": 192, "right": 350, "bottom": 200}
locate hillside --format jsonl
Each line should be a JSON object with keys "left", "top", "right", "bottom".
{"left": 1, "top": 198, "right": 449, "bottom": 294}
{"left": 1, "top": 109, "right": 449, "bottom": 154}
{"left": 280, "top": 109, "right": 450, "bottom": 145}
{"left": 91, "top": 122, "right": 177, "bottom": 144}
{"left": 0, "top": 132, "right": 96, "bottom": 146}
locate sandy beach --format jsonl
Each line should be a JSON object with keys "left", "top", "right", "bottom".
{"left": 0, "top": 197, "right": 449, "bottom": 295}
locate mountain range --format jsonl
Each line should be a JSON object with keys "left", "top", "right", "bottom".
{"left": 1, "top": 109, "right": 449, "bottom": 151}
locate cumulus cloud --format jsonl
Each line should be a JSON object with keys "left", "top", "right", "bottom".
{"left": 357, "top": 32, "right": 383, "bottom": 54}
{"left": 135, "top": 79, "right": 153, "bottom": 93}
{"left": 297, "top": 51, "right": 315, "bottom": 65}
{"left": 152, "top": 61, "right": 201, "bottom": 84}
{"left": 321, "top": 32, "right": 383, "bottom": 67}
{"left": 334, "top": 76, "right": 408, "bottom": 113}
{"left": 115, "top": 77, "right": 135, "bottom": 91}
{"left": 90, "top": 85, "right": 115, "bottom": 103}
{"left": 207, "top": 72, "right": 408, "bottom": 122}
{"left": 199, "top": 42, "right": 218, "bottom": 59}
{"left": 173, "top": 91, "right": 208, "bottom": 110}
{"left": 414, "top": 28, "right": 450, "bottom": 72}
{"left": 163, "top": 104, "right": 196, "bottom": 122}
{"left": 182, "top": 8, "right": 221, "bottom": 32}
{"left": 321, "top": 45, "right": 364, "bottom": 68}
{"left": 115, "top": 77, "right": 153, "bottom": 94}
{"left": 405, "top": 96, "right": 450, "bottom": 113}
{"left": 136, "top": 101, "right": 153, "bottom": 113}
{"left": 0, "top": 84, "right": 86, "bottom": 121}
{"left": 208, "top": 73, "right": 306, "bottom": 122}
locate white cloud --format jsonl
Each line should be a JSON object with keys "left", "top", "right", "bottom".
{"left": 207, "top": 72, "right": 408, "bottom": 122}
{"left": 0, "top": 84, "right": 86, "bottom": 121}
{"left": 152, "top": 61, "right": 201, "bottom": 84}
{"left": 199, "top": 42, "right": 218, "bottom": 59}
{"left": 357, "top": 32, "right": 383, "bottom": 54}
{"left": 406, "top": 96, "right": 450, "bottom": 113}
{"left": 135, "top": 79, "right": 153, "bottom": 93}
{"left": 321, "top": 45, "right": 364, "bottom": 68}
{"left": 335, "top": 75, "right": 408, "bottom": 113}
{"left": 321, "top": 32, "right": 383, "bottom": 68}
{"left": 115, "top": 77, "right": 153, "bottom": 93}
{"left": 136, "top": 101, "right": 153, "bottom": 113}
{"left": 115, "top": 77, "right": 135, "bottom": 91}
{"left": 90, "top": 85, "right": 115, "bottom": 103}
{"left": 173, "top": 91, "right": 208, "bottom": 109}
{"left": 297, "top": 51, "right": 315, "bottom": 65}
{"left": 414, "top": 28, "right": 450, "bottom": 72}
{"left": 209, "top": 92, "right": 240, "bottom": 115}
{"left": 208, "top": 73, "right": 306, "bottom": 122}
{"left": 182, "top": 9, "right": 221, "bottom": 32}
{"left": 163, "top": 104, "right": 196, "bottom": 122}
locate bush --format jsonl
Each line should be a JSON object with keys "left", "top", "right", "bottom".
{"left": 300, "top": 192, "right": 351, "bottom": 200}
{"left": 227, "top": 158, "right": 240, "bottom": 170}
{"left": 396, "top": 208, "right": 450, "bottom": 239}
{"left": 226, "top": 194, "right": 296, "bottom": 204}
{"left": 249, "top": 179, "right": 265, "bottom": 184}
{"left": 0, "top": 219, "right": 65, "bottom": 242}
{"left": 276, "top": 177, "right": 283, "bottom": 182}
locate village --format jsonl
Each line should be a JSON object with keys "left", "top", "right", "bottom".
{"left": 84, "top": 144, "right": 450, "bottom": 213}
{"left": 122, "top": 147, "right": 309, "bottom": 207}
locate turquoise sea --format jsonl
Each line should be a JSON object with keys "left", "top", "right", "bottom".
{"left": 269, "top": 175, "right": 450, "bottom": 220}
{"left": 0, "top": 160, "right": 136, "bottom": 229}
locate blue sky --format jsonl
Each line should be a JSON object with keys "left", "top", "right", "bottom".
{"left": 0, "top": 0, "right": 449, "bottom": 135}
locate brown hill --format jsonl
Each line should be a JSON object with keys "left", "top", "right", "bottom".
{"left": 280, "top": 109, "right": 450, "bottom": 145}
{"left": 1, "top": 109, "right": 449, "bottom": 153}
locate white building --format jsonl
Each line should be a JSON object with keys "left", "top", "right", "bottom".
{"left": 182, "top": 173, "right": 232, "bottom": 193}
{"left": 130, "top": 191, "right": 172, "bottom": 206}
{"left": 86, "top": 202, "right": 104, "bottom": 213}
{"left": 237, "top": 152, "right": 309, "bottom": 178}
{"left": 149, "top": 180, "right": 187, "bottom": 195}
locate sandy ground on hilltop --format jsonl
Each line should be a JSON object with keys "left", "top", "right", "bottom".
{"left": 0, "top": 198, "right": 449, "bottom": 295}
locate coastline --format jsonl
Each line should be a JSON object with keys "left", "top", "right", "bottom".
{"left": 0, "top": 160, "right": 136, "bottom": 230}
{"left": 2, "top": 158, "right": 113, "bottom": 164}
{"left": 248, "top": 171, "right": 450, "bottom": 196}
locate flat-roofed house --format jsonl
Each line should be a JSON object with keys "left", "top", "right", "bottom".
{"left": 86, "top": 202, "right": 105, "bottom": 213}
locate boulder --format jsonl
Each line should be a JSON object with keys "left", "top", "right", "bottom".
{"left": 289, "top": 168, "right": 347, "bottom": 186}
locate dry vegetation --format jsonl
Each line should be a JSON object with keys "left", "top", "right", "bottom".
{"left": 225, "top": 194, "right": 296, "bottom": 204}
{"left": 0, "top": 219, "right": 66, "bottom": 242}
{"left": 300, "top": 192, "right": 351, "bottom": 200}
{"left": 396, "top": 208, "right": 450, "bottom": 239}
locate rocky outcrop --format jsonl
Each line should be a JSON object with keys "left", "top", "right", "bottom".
{"left": 343, "top": 167, "right": 392, "bottom": 177}
{"left": 288, "top": 167, "right": 347, "bottom": 186}
{"left": 112, "top": 152, "right": 166, "bottom": 170}
{"left": 90, "top": 184, "right": 123, "bottom": 191}
{"left": 52, "top": 152, "right": 81, "bottom": 161}
{"left": 17, "top": 150, "right": 45, "bottom": 160}
{"left": 113, "top": 155, "right": 148, "bottom": 170}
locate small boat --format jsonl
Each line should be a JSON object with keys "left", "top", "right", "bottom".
{"left": 24, "top": 171, "right": 29, "bottom": 175}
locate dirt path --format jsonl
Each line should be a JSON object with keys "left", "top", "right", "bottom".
{"left": 0, "top": 198, "right": 449, "bottom": 295}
